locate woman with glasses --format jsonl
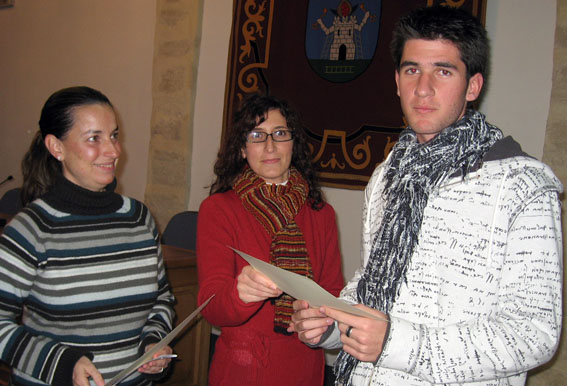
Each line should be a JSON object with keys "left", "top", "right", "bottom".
{"left": 197, "top": 94, "right": 344, "bottom": 385}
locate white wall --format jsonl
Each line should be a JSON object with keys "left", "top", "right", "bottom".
{"left": 482, "top": 0, "right": 556, "bottom": 159}
{"left": 187, "top": 0, "right": 233, "bottom": 210}
{"left": 0, "top": 0, "right": 156, "bottom": 201}
{"left": 189, "top": 0, "right": 557, "bottom": 281}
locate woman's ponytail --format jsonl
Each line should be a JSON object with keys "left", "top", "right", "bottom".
{"left": 21, "top": 131, "right": 61, "bottom": 206}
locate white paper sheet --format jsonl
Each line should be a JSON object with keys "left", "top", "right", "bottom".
{"left": 230, "top": 247, "right": 385, "bottom": 321}
{"left": 105, "top": 294, "right": 214, "bottom": 386}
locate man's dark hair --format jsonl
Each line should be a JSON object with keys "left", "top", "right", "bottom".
{"left": 390, "top": 6, "right": 489, "bottom": 80}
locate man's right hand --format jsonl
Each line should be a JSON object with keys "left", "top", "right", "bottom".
{"left": 73, "top": 356, "right": 104, "bottom": 386}
{"left": 289, "top": 299, "right": 334, "bottom": 345}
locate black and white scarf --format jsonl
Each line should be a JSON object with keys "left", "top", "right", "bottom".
{"left": 334, "top": 110, "right": 502, "bottom": 384}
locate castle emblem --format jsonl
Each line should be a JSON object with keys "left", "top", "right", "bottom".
{"left": 306, "top": 0, "right": 381, "bottom": 82}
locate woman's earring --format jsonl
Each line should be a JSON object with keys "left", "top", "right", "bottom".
{"left": 57, "top": 156, "right": 62, "bottom": 161}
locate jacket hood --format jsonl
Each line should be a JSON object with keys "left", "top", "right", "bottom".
{"left": 482, "top": 136, "right": 532, "bottom": 162}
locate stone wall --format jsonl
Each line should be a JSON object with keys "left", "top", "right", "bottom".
{"left": 528, "top": 0, "right": 567, "bottom": 385}
{"left": 145, "top": 0, "right": 204, "bottom": 231}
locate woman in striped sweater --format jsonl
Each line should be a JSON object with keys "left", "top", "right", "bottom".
{"left": 0, "top": 87, "right": 175, "bottom": 386}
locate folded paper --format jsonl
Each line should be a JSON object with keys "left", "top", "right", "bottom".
{"left": 105, "top": 294, "right": 214, "bottom": 386}
{"left": 230, "top": 247, "right": 385, "bottom": 321}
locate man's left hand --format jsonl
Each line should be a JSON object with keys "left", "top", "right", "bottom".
{"left": 322, "top": 305, "right": 389, "bottom": 363}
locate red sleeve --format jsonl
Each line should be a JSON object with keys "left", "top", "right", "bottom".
{"left": 313, "top": 203, "right": 345, "bottom": 297}
{"left": 196, "top": 194, "right": 262, "bottom": 326}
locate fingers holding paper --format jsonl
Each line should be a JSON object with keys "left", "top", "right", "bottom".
{"left": 323, "top": 305, "right": 389, "bottom": 363}
{"left": 72, "top": 356, "right": 104, "bottom": 386}
{"left": 289, "top": 299, "right": 334, "bottom": 345}
{"left": 138, "top": 344, "right": 174, "bottom": 374}
{"left": 237, "top": 265, "right": 283, "bottom": 303}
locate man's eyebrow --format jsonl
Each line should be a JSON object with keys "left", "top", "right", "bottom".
{"left": 400, "top": 60, "right": 459, "bottom": 70}
{"left": 400, "top": 60, "right": 418, "bottom": 68}
{"left": 433, "top": 61, "right": 458, "bottom": 69}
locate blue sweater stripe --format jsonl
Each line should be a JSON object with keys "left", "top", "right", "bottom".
{"left": 0, "top": 196, "right": 175, "bottom": 385}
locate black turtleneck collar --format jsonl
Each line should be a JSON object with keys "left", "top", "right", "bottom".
{"left": 41, "top": 175, "right": 124, "bottom": 216}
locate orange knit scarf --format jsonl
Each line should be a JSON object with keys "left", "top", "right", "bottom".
{"left": 233, "top": 166, "right": 313, "bottom": 334}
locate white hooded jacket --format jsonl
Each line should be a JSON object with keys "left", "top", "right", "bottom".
{"left": 321, "top": 136, "right": 563, "bottom": 386}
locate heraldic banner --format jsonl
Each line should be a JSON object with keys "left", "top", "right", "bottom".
{"left": 223, "top": 0, "right": 487, "bottom": 189}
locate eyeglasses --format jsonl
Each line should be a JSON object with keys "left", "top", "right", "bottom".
{"left": 245, "top": 129, "right": 294, "bottom": 143}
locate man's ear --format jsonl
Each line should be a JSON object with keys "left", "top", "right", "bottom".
{"left": 395, "top": 70, "right": 401, "bottom": 97}
{"left": 465, "top": 73, "right": 484, "bottom": 102}
{"left": 44, "top": 134, "right": 63, "bottom": 161}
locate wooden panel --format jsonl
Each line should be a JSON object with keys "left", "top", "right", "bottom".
{"left": 0, "top": 363, "right": 9, "bottom": 385}
{"left": 160, "top": 245, "right": 211, "bottom": 386}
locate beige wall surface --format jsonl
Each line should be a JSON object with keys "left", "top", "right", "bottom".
{"left": 187, "top": 0, "right": 233, "bottom": 211}
{"left": 483, "top": 0, "right": 556, "bottom": 160}
{"left": 145, "top": 0, "right": 204, "bottom": 231}
{"left": 533, "top": 1, "right": 567, "bottom": 384}
{"left": 0, "top": 0, "right": 156, "bottom": 201}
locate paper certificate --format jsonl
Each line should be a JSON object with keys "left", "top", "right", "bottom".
{"left": 105, "top": 294, "right": 214, "bottom": 386}
{"left": 230, "top": 247, "right": 385, "bottom": 321}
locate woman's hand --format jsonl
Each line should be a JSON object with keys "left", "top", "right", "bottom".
{"left": 289, "top": 299, "right": 334, "bottom": 345}
{"left": 138, "top": 344, "right": 174, "bottom": 374}
{"left": 72, "top": 356, "right": 104, "bottom": 386}
{"left": 236, "top": 265, "right": 282, "bottom": 303}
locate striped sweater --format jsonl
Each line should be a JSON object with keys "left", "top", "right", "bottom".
{"left": 0, "top": 178, "right": 175, "bottom": 386}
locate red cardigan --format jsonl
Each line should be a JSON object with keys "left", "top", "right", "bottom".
{"left": 197, "top": 190, "right": 344, "bottom": 386}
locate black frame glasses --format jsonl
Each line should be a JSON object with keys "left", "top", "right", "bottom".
{"left": 245, "top": 129, "right": 294, "bottom": 143}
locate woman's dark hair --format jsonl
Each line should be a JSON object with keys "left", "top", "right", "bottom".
{"left": 390, "top": 6, "right": 489, "bottom": 80}
{"left": 21, "top": 86, "right": 113, "bottom": 205}
{"left": 210, "top": 93, "right": 323, "bottom": 209}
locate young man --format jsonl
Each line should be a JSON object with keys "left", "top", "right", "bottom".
{"left": 291, "top": 6, "right": 563, "bottom": 386}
